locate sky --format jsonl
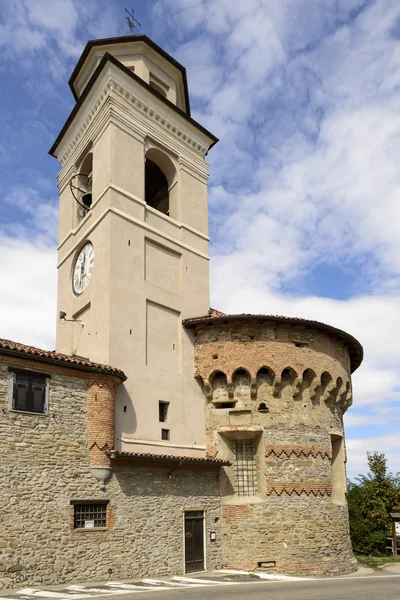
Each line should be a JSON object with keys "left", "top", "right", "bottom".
{"left": 0, "top": 0, "right": 399, "bottom": 481}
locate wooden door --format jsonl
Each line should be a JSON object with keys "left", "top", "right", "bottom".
{"left": 184, "top": 511, "right": 204, "bottom": 573}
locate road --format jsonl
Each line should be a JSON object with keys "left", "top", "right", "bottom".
{"left": 2, "top": 574, "right": 400, "bottom": 600}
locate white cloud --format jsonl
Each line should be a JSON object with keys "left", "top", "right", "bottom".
{"left": 346, "top": 434, "right": 400, "bottom": 480}
{"left": 0, "top": 236, "right": 56, "bottom": 350}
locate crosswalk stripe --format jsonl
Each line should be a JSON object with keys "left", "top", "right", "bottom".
{"left": 18, "top": 591, "right": 68, "bottom": 598}
{"left": 141, "top": 580, "right": 188, "bottom": 587}
{"left": 172, "top": 576, "right": 229, "bottom": 585}
{"left": 66, "top": 588, "right": 115, "bottom": 594}
{"left": 105, "top": 584, "right": 149, "bottom": 590}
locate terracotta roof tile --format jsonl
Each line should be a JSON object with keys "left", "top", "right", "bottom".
{"left": 208, "top": 307, "right": 226, "bottom": 317}
{"left": 0, "top": 338, "right": 126, "bottom": 381}
{"left": 110, "top": 450, "right": 230, "bottom": 466}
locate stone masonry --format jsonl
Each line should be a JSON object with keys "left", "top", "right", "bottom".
{"left": 0, "top": 352, "right": 223, "bottom": 589}
{"left": 184, "top": 315, "right": 362, "bottom": 576}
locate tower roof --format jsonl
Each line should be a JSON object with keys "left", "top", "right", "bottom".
{"left": 69, "top": 34, "right": 191, "bottom": 114}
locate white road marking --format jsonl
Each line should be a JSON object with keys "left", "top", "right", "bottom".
{"left": 104, "top": 584, "right": 150, "bottom": 590}
{"left": 66, "top": 589, "right": 114, "bottom": 594}
{"left": 140, "top": 580, "right": 187, "bottom": 587}
{"left": 18, "top": 591, "right": 69, "bottom": 598}
{"left": 171, "top": 576, "right": 230, "bottom": 585}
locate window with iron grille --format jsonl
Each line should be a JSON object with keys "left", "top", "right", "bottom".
{"left": 11, "top": 371, "right": 48, "bottom": 414}
{"left": 234, "top": 440, "right": 257, "bottom": 496}
{"left": 72, "top": 501, "right": 108, "bottom": 529}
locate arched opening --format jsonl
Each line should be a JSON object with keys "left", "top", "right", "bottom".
{"left": 150, "top": 81, "right": 167, "bottom": 97}
{"left": 258, "top": 402, "right": 269, "bottom": 413}
{"left": 145, "top": 159, "right": 169, "bottom": 214}
{"left": 145, "top": 148, "right": 176, "bottom": 217}
{"left": 71, "top": 152, "right": 93, "bottom": 223}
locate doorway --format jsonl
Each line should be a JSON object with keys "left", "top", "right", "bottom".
{"left": 184, "top": 510, "right": 205, "bottom": 573}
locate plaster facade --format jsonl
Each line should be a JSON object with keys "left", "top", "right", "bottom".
{"left": 54, "top": 36, "right": 216, "bottom": 459}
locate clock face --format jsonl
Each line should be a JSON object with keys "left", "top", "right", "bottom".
{"left": 73, "top": 242, "right": 94, "bottom": 295}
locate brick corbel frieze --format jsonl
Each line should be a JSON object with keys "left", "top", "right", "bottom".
{"left": 87, "top": 377, "right": 118, "bottom": 467}
{"left": 265, "top": 445, "right": 332, "bottom": 460}
{"left": 266, "top": 483, "right": 332, "bottom": 496}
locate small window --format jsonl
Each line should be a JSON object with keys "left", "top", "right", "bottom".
{"left": 72, "top": 501, "right": 108, "bottom": 529}
{"left": 161, "top": 428, "right": 170, "bottom": 441}
{"left": 12, "top": 371, "right": 48, "bottom": 414}
{"left": 214, "top": 402, "right": 235, "bottom": 409}
{"left": 159, "top": 401, "right": 169, "bottom": 423}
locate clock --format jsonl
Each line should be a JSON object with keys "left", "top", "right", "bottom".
{"left": 73, "top": 242, "right": 94, "bottom": 295}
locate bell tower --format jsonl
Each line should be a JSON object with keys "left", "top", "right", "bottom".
{"left": 51, "top": 35, "right": 218, "bottom": 457}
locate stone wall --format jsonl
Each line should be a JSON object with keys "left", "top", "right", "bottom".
{"left": 0, "top": 358, "right": 222, "bottom": 589}
{"left": 192, "top": 318, "right": 357, "bottom": 576}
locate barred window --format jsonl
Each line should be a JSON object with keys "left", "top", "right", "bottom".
{"left": 72, "top": 501, "right": 108, "bottom": 529}
{"left": 234, "top": 440, "right": 257, "bottom": 496}
{"left": 12, "top": 371, "right": 48, "bottom": 414}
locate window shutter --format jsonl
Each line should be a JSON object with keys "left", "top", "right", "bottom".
{"left": 32, "top": 378, "right": 46, "bottom": 413}
{"left": 14, "top": 374, "right": 29, "bottom": 410}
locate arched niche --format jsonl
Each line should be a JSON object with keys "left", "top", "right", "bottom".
{"left": 280, "top": 367, "right": 298, "bottom": 398}
{"left": 256, "top": 367, "right": 274, "bottom": 401}
{"left": 320, "top": 371, "right": 334, "bottom": 404}
{"left": 232, "top": 368, "right": 251, "bottom": 403}
{"left": 211, "top": 371, "right": 229, "bottom": 404}
{"left": 299, "top": 368, "right": 317, "bottom": 401}
{"left": 145, "top": 147, "right": 177, "bottom": 219}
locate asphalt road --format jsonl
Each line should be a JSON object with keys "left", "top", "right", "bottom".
{"left": 66, "top": 575, "right": 400, "bottom": 600}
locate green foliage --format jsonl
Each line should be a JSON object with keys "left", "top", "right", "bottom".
{"left": 348, "top": 452, "right": 400, "bottom": 555}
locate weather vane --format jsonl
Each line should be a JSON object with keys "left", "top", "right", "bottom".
{"left": 125, "top": 8, "right": 141, "bottom": 33}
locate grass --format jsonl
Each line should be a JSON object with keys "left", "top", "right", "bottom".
{"left": 356, "top": 554, "right": 400, "bottom": 570}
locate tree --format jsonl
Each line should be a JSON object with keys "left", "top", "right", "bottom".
{"left": 348, "top": 451, "right": 400, "bottom": 555}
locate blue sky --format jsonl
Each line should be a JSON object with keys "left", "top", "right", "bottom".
{"left": 1, "top": 0, "right": 400, "bottom": 480}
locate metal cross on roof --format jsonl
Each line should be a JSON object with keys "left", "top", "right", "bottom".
{"left": 125, "top": 8, "right": 141, "bottom": 33}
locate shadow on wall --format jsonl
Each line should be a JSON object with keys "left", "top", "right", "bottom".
{"left": 113, "top": 466, "right": 221, "bottom": 499}
{"left": 115, "top": 383, "right": 138, "bottom": 437}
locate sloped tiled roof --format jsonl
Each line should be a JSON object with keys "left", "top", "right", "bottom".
{"left": 183, "top": 311, "right": 363, "bottom": 373}
{"left": 110, "top": 450, "right": 230, "bottom": 466}
{"left": 0, "top": 338, "right": 126, "bottom": 381}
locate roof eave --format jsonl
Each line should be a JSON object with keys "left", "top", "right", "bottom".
{"left": 109, "top": 451, "right": 230, "bottom": 467}
{"left": 0, "top": 346, "right": 127, "bottom": 382}
{"left": 50, "top": 53, "right": 217, "bottom": 158}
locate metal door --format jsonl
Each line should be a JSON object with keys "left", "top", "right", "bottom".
{"left": 184, "top": 510, "right": 204, "bottom": 573}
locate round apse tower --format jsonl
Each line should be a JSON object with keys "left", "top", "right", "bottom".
{"left": 184, "top": 313, "right": 363, "bottom": 576}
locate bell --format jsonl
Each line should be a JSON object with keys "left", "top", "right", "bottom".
{"left": 81, "top": 191, "right": 92, "bottom": 208}
{"left": 81, "top": 178, "right": 92, "bottom": 208}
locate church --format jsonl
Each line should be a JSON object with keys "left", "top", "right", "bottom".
{"left": 0, "top": 34, "right": 363, "bottom": 589}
